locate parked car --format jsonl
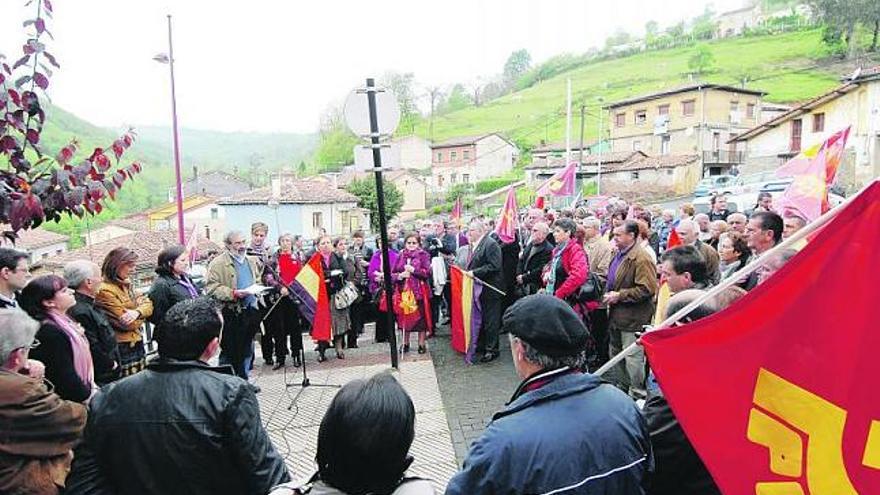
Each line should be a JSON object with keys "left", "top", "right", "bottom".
{"left": 693, "top": 175, "right": 743, "bottom": 197}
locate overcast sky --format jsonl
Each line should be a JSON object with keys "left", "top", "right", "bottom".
{"left": 0, "top": 0, "right": 744, "bottom": 134}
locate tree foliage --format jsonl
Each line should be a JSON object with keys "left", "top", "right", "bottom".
{"left": 0, "top": 0, "right": 145, "bottom": 238}
{"left": 438, "top": 84, "right": 472, "bottom": 114}
{"left": 809, "top": 0, "right": 880, "bottom": 55}
{"left": 688, "top": 44, "right": 716, "bottom": 76}
{"left": 345, "top": 176, "right": 403, "bottom": 230}
{"left": 502, "top": 49, "right": 532, "bottom": 90}
{"left": 380, "top": 71, "right": 419, "bottom": 134}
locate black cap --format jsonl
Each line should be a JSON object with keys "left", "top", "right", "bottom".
{"left": 502, "top": 294, "right": 588, "bottom": 357}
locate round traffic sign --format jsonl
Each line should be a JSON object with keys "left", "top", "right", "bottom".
{"left": 343, "top": 86, "right": 400, "bottom": 138}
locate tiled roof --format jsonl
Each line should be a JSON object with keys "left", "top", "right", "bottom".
{"left": 336, "top": 169, "right": 425, "bottom": 188}
{"left": 0, "top": 226, "right": 68, "bottom": 250}
{"left": 37, "top": 229, "right": 220, "bottom": 272}
{"left": 525, "top": 151, "right": 645, "bottom": 170}
{"left": 531, "top": 141, "right": 597, "bottom": 153}
{"left": 605, "top": 83, "right": 766, "bottom": 109}
{"left": 105, "top": 215, "right": 150, "bottom": 232}
{"left": 218, "top": 178, "right": 358, "bottom": 205}
{"left": 431, "top": 133, "right": 515, "bottom": 149}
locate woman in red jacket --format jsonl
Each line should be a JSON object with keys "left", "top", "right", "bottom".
{"left": 544, "top": 218, "right": 591, "bottom": 317}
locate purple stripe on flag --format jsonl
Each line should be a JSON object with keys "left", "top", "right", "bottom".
{"left": 464, "top": 282, "right": 483, "bottom": 363}
{"left": 291, "top": 283, "right": 317, "bottom": 324}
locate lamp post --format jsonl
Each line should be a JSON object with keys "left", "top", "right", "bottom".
{"left": 153, "top": 14, "right": 185, "bottom": 244}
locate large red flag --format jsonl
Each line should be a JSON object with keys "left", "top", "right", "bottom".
{"left": 451, "top": 196, "right": 463, "bottom": 228}
{"left": 290, "top": 253, "right": 332, "bottom": 342}
{"left": 494, "top": 186, "right": 517, "bottom": 243}
{"left": 642, "top": 181, "right": 880, "bottom": 494}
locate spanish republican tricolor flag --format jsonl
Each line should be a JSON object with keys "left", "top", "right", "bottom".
{"left": 290, "top": 253, "right": 331, "bottom": 342}
{"left": 449, "top": 266, "right": 483, "bottom": 364}
{"left": 642, "top": 181, "right": 880, "bottom": 493}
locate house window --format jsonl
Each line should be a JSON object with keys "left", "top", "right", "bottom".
{"left": 657, "top": 104, "right": 670, "bottom": 116}
{"left": 631, "top": 171, "right": 640, "bottom": 180}
{"left": 451, "top": 173, "right": 457, "bottom": 184}
{"left": 205, "top": 225, "right": 211, "bottom": 239}
{"left": 436, "top": 152, "right": 442, "bottom": 162}
{"left": 463, "top": 150, "right": 470, "bottom": 160}
{"left": 615, "top": 113, "right": 626, "bottom": 127}
{"left": 682, "top": 100, "right": 695, "bottom": 117}
{"left": 341, "top": 210, "right": 349, "bottom": 232}
{"left": 312, "top": 212, "right": 323, "bottom": 229}
{"left": 437, "top": 175, "right": 444, "bottom": 187}
{"left": 730, "top": 101, "right": 739, "bottom": 113}
{"left": 632, "top": 140, "right": 642, "bottom": 151}
{"left": 791, "top": 119, "right": 803, "bottom": 152}
{"left": 660, "top": 135, "right": 671, "bottom": 155}
{"left": 666, "top": 169, "right": 674, "bottom": 175}
{"left": 635, "top": 110, "right": 647, "bottom": 125}
{"left": 451, "top": 151, "right": 457, "bottom": 161}
{"left": 210, "top": 207, "right": 218, "bottom": 220}
{"left": 747, "top": 103, "right": 756, "bottom": 119}
{"left": 462, "top": 174, "right": 470, "bottom": 184}
{"left": 813, "top": 113, "right": 825, "bottom": 133}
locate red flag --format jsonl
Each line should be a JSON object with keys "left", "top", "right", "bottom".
{"left": 290, "top": 253, "right": 332, "bottom": 342}
{"left": 534, "top": 196, "right": 545, "bottom": 209}
{"left": 776, "top": 127, "right": 851, "bottom": 222}
{"left": 666, "top": 228, "right": 682, "bottom": 249}
{"left": 536, "top": 161, "right": 576, "bottom": 197}
{"left": 494, "top": 186, "right": 517, "bottom": 243}
{"left": 641, "top": 181, "right": 880, "bottom": 493}
{"left": 451, "top": 197, "right": 463, "bottom": 228}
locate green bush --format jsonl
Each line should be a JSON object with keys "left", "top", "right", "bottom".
{"left": 445, "top": 184, "right": 474, "bottom": 203}
{"left": 475, "top": 178, "right": 517, "bottom": 195}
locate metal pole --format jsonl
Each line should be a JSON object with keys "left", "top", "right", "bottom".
{"left": 597, "top": 103, "right": 603, "bottom": 195}
{"left": 167, "top": 14, "right": 185, "bottom": 244}
{"left": 366, "top": 78, "right": 399, "bottom": 369}
{"left": 578, "top": 104, "right": 586, "bottom": 187}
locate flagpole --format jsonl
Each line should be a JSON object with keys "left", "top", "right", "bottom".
{"left": 565, "top": 79, "right": 572, "bottom": 208}
{"left": 594, "top": 179, "right": 877, "bottom": 377}
{"left": 455, "top": 266, "right": 506, "bottom": 296}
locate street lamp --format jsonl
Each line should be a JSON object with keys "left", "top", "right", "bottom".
{"left": 154, "top": 14, "right": 185, "bottom": 244}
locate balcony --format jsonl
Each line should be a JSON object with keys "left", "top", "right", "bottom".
{"left": 703, "top": 150, "right": 744, "bottom": 164}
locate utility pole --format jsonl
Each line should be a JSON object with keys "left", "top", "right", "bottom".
{"left": 597, "top": 97, "right": 604, "bottom": 195}
{"left": 578, "top": 104, "right": 586, "bottom": 171}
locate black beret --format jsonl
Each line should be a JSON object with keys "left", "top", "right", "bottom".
{"left": 502, "top": 294, "right": 588, "bottom": 357}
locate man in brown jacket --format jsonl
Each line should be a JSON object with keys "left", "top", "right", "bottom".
{"left": 0, "top": 309, "right": 87, "bottom": 495}
{"left": 603, "top": 220, "right": 659, "bottom": 399}
{"left": 206, "top": 231, "right": 263, "bottom": 384}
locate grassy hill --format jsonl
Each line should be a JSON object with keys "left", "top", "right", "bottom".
{"left": 413, "top": 29, "right": 861, "bottom": 149}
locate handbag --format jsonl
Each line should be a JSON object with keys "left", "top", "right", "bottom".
{"left": 334, "top": 281, "right": 360, "bottom": 309}
{"left": 573, "top": 272, "right": 605, "bottom": 304}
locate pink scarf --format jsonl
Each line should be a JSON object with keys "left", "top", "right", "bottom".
{"left": 50, "top": 312, "right": 95, "bottom": 390}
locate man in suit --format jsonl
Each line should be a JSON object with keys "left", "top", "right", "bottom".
{"left": 603, "top": 220, "right": 659, "bottom": 399}
{"left": 0, "top": 248, "right": 29, "bottom": 309}
{"left": 516, "top": 222, "right": 552, "bottom": 297}
{"left": 465, "top": 219, "right": 503, "bottom": 363}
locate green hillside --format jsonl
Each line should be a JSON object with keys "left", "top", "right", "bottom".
{"left": 414, "top": 29, "right": 854, "bottom": 148}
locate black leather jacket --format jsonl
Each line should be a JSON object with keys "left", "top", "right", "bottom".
{"left": 66, "top": 359, "right": 290, "bottom": 495}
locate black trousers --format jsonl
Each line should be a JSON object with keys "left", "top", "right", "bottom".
{"left": 220, "top": 307, "right": 258, "bottom": 379}
{"left": 476, "top": 292, "right": 501, "bottom": 354}
{"left": 262, "top": 296, "right": 302, "bottom": 362}
{"left": 590, "top": 307, "right": 611, "bottom": 367}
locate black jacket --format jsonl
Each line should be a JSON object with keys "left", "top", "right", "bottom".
{"left": 66, "top": 359, "right": 290, "bottom": 495}
{"left": 324, "top": 252, "right": 354, "bottom": 296}
{"left": 466, "top": 234, "right": 503, "bottom": 290}
{"left": 517, "top": 239, "right": 553, "bottom": 295}
{"left": 147, "top": 272, "right": 201, "bottom": 325}
{"left": 28, "top": 319, "right": 92, "bottom": 403}
{"left": 68, "top": 292, "right": 120, "bottom": 386}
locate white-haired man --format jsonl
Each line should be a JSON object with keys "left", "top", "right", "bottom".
{"left": 675, "top": 219, "right": 721, "bottom": 285}
{"left": 0, "top": 309, "right": 86, "bottom": 493}
{"left": 65, "top": 260, "right": 121, "bottom": 386}
{"left": 465, "top": 218, "right": 503, "bottom": 362}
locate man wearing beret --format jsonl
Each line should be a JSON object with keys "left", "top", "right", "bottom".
{"left": 446, "top": 295, "right": 653, "bottom": 494}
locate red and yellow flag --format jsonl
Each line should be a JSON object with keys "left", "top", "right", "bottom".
{"left": 642, "top": 181, "right": 880, "bottom": 494}
{"left": 536, "top": 161, "right": 576, "bottom": 197}
{"left": 776, "top": 127, "right": 851, "bottom": 222}
{"left": 290, "top": 253, "right": 332, "bottom": 342}
{"left": 449, "top": 266, "right": 483, "bottom": 364}
{"left": 451, "top": 196, "right": 463, "bottom": 228}
{"left": 494, "top": 186, "right": 518, "bottom": 244}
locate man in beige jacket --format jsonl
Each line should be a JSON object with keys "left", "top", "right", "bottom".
{"left": 582, "top": 216, "right": 613, "bottom": 365}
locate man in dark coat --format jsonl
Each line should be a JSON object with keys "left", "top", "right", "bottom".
{"left": 64, "top": 260, "right": 121, "bottom": 386}
{"left": 465, "top": 219, "right": 503, "bottom": 363}
{"left": 516, "top": 221, "right": 552, "bottom": 297}
{"left": 491, "top": 229, "right": 522, "bottom": 315}
{"left": 67, "top": 297, "right": 289, "bottom": 495}
{"left": 0, "top": 248, "right": 29, "bottom": 309}
{"left": 446, "top": 295, "right": 652, "bottom": 494}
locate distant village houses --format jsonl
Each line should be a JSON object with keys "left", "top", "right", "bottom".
{"left": 430, "top": 133, "right": 519, "bottom": 192}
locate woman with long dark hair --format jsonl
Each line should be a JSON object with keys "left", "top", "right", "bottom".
{"left": 20, "top": 274, "right": 96, "bottom": 402}
{"left": 148, "top": 245, "right": 201, "bottom": 326}
{"left": 315, "top": 236, "right": 355, "bottom": 361}
{"left": 95, "top": 247, "right": 153, "bottom": 377}
{"left": 391, "top": 233, "right": 432, "bottom": 354}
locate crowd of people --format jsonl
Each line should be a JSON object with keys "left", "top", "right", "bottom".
{"left": 0, "top": 187, "right": 808, "bottom": 494}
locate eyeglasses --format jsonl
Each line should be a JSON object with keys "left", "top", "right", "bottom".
{"left": 17, "top": 338, "right": 39, "bottom": 352}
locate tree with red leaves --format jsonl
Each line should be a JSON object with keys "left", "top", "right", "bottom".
{"left": 0, "top": 0, "right": 145, "bottom": 241}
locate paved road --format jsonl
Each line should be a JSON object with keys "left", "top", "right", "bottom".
{"left": 428, "top": 322, "right": 520, "bottom": 466}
